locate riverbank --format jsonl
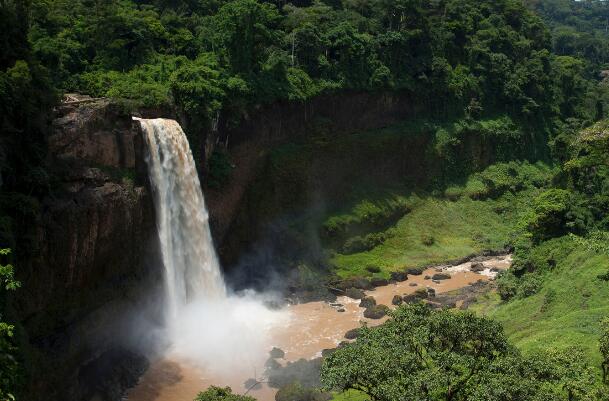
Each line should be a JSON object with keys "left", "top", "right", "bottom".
{"left": 125, "top": 255, "right": 511, "bottom": 401}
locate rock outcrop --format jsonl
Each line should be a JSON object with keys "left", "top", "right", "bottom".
{"left": 14, "top": 98, "right": 163, "bottom": 401}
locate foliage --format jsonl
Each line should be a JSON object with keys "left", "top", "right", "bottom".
{"left": 601, "top": 317, "right": 609, "bottom": 383}
{"left": 276, "top": 382, "right": 330, "bottom": 401}
{"left": 194, "top": 386, "right": 255, "bottom": 401}
{"left": 0, "top": 249, "right": 21, "bottom": 401}
{"left": 472, "top": 234, "right": 609, "bottom": 372}
{"left": 25, "top": 0, "right": 578, "bottom": 128}
{"left": 322, "top": 304, "right": 602, "bottom": 401}
{"left": 519, "top": 188, "right": 591, "bottom": 243}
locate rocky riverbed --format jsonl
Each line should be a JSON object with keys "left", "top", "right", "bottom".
{"left": 125, "top": 254, "right": 511, "bottom": 401}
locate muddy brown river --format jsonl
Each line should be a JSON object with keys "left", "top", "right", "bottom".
{"left": 126, "top": 255, "right": 511, "bottom": 401}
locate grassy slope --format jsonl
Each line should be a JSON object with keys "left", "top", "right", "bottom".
{"left": 472, "top": 239, "right": 609, "bottom": 370}
{"left": 328, "top": 189, "right": 538, "bottom": 279}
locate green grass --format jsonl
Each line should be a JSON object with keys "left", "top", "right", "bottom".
{"left": 328, "top": 190, "right": 534, "bottom": 278}
{"left": 471, "top": 237, "right": 609, "bottom": 371}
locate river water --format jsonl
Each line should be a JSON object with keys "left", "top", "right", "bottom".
{"left": 126, "top": 256, "right": 511, "bottom": 401}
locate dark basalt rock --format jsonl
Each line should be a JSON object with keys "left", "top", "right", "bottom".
{"left": 77, "top": 347, "right": 149, "bottom": 401}
{"left": 336, "top": 277, "right": 373, "bottom": 291}
{"left": 364, "top": 305, "right": 389, "bottom": 319}
{"left": 270, "top": 347, "right": 285, "bottom": 359}
{"left": 345, "top": 287, "right": 366, "bottom": 300}
{"left": 344, "top": 328, "right": 360, "bottom": 340}
{"left": 432, "top": 273, "right": 451, "bottom": 281}
{"left": 371, "top": 278, "right": 389, "bottom": 287}
{"left": 390, "top": 271, "right": 408, "bottom": 282}
{"left": 470, "top": 262, "right": 485, "bottom": 272}
{"left": 359, "top": 296, "right": 377, "bottom": 309}
{"left": 403, "top": 288, "right": 428, "bottom": 303}
{"left": 392, "top": 295, "right": 403, "bottom": 305}
{"left": 406, "top": 268, "right": 424, "bottom": 275}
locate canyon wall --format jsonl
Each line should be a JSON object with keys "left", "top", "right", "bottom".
{"left": 14, "top": 99, "right": 164, "bottom": 401}
{"left": 13, "top": 91, "right": 535, "bottom": 399}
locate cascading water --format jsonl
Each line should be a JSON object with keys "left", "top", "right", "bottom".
{"left": 134, "top": 117, "right": 226, "bottom": 321}
{"left": 133, "top": 117, "right": 287, "bottom": 379}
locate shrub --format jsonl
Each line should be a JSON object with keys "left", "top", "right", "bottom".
{"left": 276, "top": 382, "right": 330, "bottom": 401}
{"left": 342, "top": 231, "right": 392, "bottom": 254}
{"left": 519, "top": 274, "right": 542, "bottom": 298}
{"left": 497, "top": 271, "right": 519, "bottom": 301}
{"left": 195, "top": 386, "right": 255, "bottom": 401}
{"left": 444, "top": 185, "right": 463, "bottom": 200}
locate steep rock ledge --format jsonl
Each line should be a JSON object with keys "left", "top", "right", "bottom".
{"left": 206, "top": 91, "right": 416, "bottom": 259}
{"left": 14, "top": 98, "right": 163, "bottom": 401}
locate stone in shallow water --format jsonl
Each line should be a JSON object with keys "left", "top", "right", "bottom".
{"left": 364, "top": 304, "right": 389, "bottom": 319}
{"left": 270, "top": 347, "right": 285, "bottom": 359}
{"left": 392, "top": 295, "right": 403, "bottom": 305}
{"left": 344, "top": 328, "right": 360, "bottom": 339}
{"left": 359, "top": 296, "right": 376, "bottom": 309}
{"left": 470, "top": 262, "right": 485, "bottom": 272}
{"left": 371, "top": 278, "right": 389, "bottom": 287}
{"left": 432, "top": 273, "right": 451, "bottom": 280}
{"left": 391, "top": 271, "right": 408, "bottom": 282}
{"left": 345, "top": 287, "right": 365, "bottom": 300}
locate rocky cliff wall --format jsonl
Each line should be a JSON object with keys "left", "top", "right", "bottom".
{"left": 206, "top": 91, "right": 416, "bottom": 249}
{"left": 14, "top": 98, "right": 164, "bottom": 401}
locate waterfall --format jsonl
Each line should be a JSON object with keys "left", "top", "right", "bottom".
{"left": 134, "top": 117, "right": 226, "bottom": 321}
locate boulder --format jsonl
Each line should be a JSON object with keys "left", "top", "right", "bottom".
{"left": 270, "top": 347, "right": 285, "bottom": 359}
{"left": 321, "top": 348, "right": 336, "bottom": 358}
{"left": 403, "top": 288, "right": 428, "bottom": 303}
{"left": 265, "top": 358, "right": 281, "bottom": 370}
{"left": 345, "top": 287, "right": 365, "bottom": 300}
{"left": 392, "top": 295, "right": 403, "bottom": 305}
{"left": 344, "top": 328, "right": 360, "bottom": 340}
{"left": 364, "top": 305, "right": 389, "bottom": 319}
{"left": 470, "top": 262, "right": 485, "bottom": 272}
{"left": 432, "top": 273, "right": 451, "bottom": 281}
{"left": 337, "top": 308, "right": 346, "bottom": 313}
{"left": 406, "top": 268, "right": 423, "bottom": 275}
{"left": 424, "top": 275, "right": 431, "bottom": 280}
{"left": 390, "top": 271, "right": 408, "bottom": 282}
{"left": 359, "top": 296, "right": 377, "bottom": 309}
{"left": 371, "top": 278, "right": 389, "bottom": 287}
{"left": 337, "top": 278, "right": 373, "bottom": 291}
{"left": 409, "top": 283, "right": 418, "bottom": 287}
{"left": 427, "top": 287, "right": 436, "bottom": 298}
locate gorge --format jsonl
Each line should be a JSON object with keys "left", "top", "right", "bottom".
{"left": 2, "top": 0, "right": 609, "bottom": 400}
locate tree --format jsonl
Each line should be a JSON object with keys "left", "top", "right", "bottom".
{"left": 601, "top": 317, "right": 609, "bottom": 383}
{"left": 0, "top": 249, "right": 21, "bottom": 401}
{"left": 194, "top": 386, "right": 256, "bottom": 401}
{"left": 321, "top": 304, "right": 602, "bottom": 401}
{"left": 209, "top": 0, "right": 281, "bottom": 76}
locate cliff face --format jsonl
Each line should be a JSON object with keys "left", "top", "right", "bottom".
{"left": 206, "top": 91, "right": 416, "bottom": 250}
{"left": 15, "top": 98, "right": 163, "bottom": 401}
{"left": 13, "top": 91, "right": 524, "bottom": 399}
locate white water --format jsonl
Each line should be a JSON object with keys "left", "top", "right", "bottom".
{"left": 134, "top": 117, "right": 287, "bottom": 377}
{"left": 136, "top": 117, "right": 226, "bottom": 319}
